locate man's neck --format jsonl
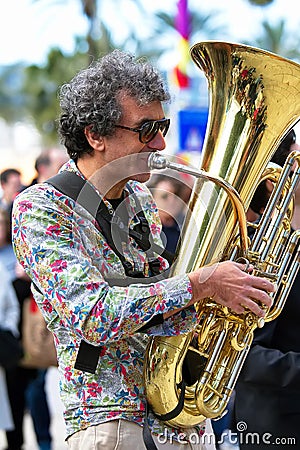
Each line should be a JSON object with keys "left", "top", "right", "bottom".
{"left": 76, "top": 157, "right": 126, "bottom": 199}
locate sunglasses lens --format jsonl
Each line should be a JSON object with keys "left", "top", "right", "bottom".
{"left": 160, "top": 119, "right": 170, "bottom": 137}
{"left": 140, "top": 120, "right": 170, "bottom": 143}
{"left": 140, "top": 122, "right": 157, "bottom": 143}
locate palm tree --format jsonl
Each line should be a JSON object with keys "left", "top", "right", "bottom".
{"left": 245, "top": 0, "right": 274, "bottom": 5}
{"left": 247, "top": 19, "right": 300, "bottom": 61}
{"left": 0, "top": 1, "right": 228, "bottom": 143}
{"left": 21, "top": 45, "right": 89, "bottom": 144}
{"left": 151, "top": 8, "right": 226, "bottom": 54}
{"left": 80, "top": 0, "right": 98, "bottom": 61}
{"left": 1, "top": 0, "right": 156, "bottom": 144}
{"left": 36, "top": 0, "right": 150, "bottom": 60}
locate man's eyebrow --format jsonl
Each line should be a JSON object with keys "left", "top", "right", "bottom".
{"left": 136, "top": 117, "right": 167, "bottom": 127}
{"left": 135, "top": 118, "right": 152, "bottom": 127}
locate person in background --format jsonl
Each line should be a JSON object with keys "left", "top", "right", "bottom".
{"left": 11, "top": 49, "right": 274, "bottom": 450}
{"left": 234, "top": 129, "right": 300, "bottom": 449}
{"left": 147, "top": 170, "right": 191, "bottom": 254}
{"left": 247, "top": 129, "right": 297, "bottom": 223}
{"left": 23, "top": 147, "right": 68, "bottom": 450}
{"left": 0, "top": 169, "right": 23, "bottom": 213}
{"left": 0, "top": 207, "right": 19, "bottom": 278}
{"left": 17, "top": 148, "right": 68, "bottom": 450}
{"left": 0, "top": 206, "right": 52, "bottom": 450}
{"left": 0, "top": 261, "right": 20, "bottom": 434}
{"left": 30, "top": 147, "right": 68, "bottom": 185}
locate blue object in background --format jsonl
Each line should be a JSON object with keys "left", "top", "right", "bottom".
{"left": 178, "top": 108, "right": 208, "bottom": 152}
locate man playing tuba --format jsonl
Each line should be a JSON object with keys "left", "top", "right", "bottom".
{"left": 11, "top": 49, "right": 274, "bottom": 450}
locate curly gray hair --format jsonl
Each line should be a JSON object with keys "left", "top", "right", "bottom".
{"left": 58, "top": 49, "right": 171, "bottom": 160}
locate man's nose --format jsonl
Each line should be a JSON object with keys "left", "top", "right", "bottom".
{"left": 147, "top": 131, "right": 167, "bottom": 151}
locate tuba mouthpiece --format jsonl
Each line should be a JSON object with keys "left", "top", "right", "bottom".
{"left": 148, "top": 152, "right": 169, "bottom": 170}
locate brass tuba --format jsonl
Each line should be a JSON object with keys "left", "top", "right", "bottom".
{"left": 143, "top": 41, "right": 300, "bottom": 428}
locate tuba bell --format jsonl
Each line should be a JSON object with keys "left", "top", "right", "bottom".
{"left": 143, "top": 41, "right": 300, "bottom": 428}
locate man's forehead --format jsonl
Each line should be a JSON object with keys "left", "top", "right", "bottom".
{"left": 118, "top": 92, "right": 163, "bottom": 122}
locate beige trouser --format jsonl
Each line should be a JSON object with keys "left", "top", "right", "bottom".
{"left": 67, "top": 419, "right": 216, "bottom": 449}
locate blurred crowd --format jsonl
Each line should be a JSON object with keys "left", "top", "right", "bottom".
{"left": 0, "top": 147, "right": 68, "bottom": 450}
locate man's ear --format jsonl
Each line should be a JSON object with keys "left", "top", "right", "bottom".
{"left": 84, "top": 126, "right": 105, "bottom": 151}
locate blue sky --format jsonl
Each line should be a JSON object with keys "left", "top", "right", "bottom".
{"left": 1, "top": 0, "right": 300, "bottom": 66}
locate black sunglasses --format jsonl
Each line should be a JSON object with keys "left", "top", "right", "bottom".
{"left": 115, "top": 118, "right": 170, "bottom": 144}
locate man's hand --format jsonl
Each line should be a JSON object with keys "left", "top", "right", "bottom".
{"left": 188, "top": 260, "right": 275, "bottom": 317}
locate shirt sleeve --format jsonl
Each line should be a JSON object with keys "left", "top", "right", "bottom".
{"left": 12, "top": 184, "right": 195, "bottom": 345}
{"left": 138, "top": 305, "right": 198, "bottom": 336}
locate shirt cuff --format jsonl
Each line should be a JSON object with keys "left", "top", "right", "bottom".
{"left": 141, "top": 305, "right": 197, "bottom": 336}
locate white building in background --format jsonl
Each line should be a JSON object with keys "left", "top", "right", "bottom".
{"left": 0, "top": 118, "right": 42, "bottom": 184}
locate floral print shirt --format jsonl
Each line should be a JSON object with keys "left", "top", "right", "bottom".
{"left": 12, "top": 160, "right": 203, "bottom": 441}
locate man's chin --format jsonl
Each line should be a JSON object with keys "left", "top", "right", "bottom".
{"left": 132, "top": 172, "right": 151, "bottom": 183}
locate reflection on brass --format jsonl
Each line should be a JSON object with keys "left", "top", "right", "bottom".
{"left": 144, "top": 41, "right": 300, "bottom": 428}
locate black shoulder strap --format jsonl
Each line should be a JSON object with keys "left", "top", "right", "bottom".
{"left": 47, "top": 171, "right": 102, "bottom": 220}
{"left": 47, "top": 172, "right": 174, "bottom": 270}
